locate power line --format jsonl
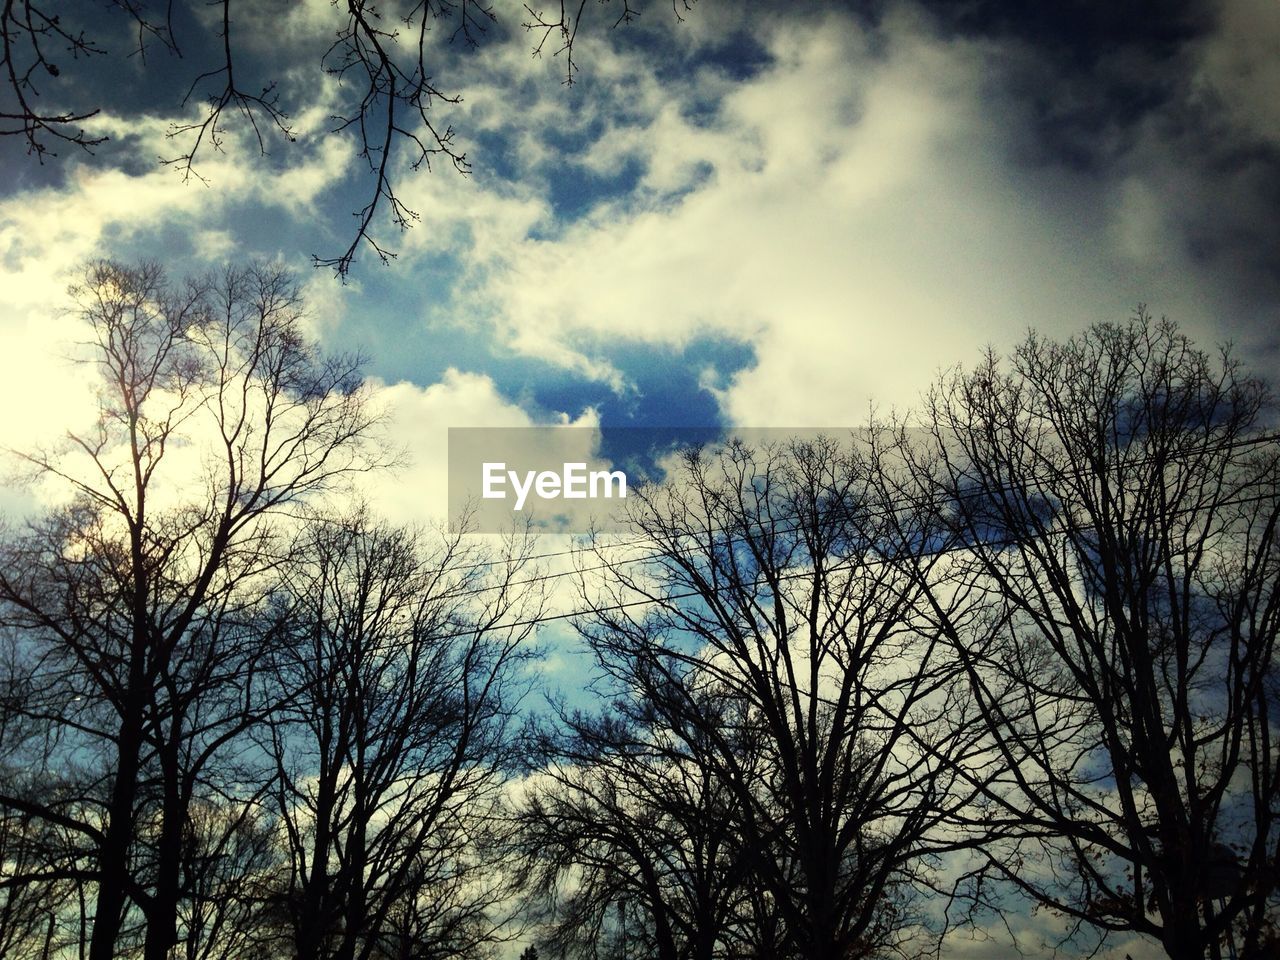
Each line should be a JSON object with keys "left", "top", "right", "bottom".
{"left": 417, "top": 486, "right": 1280, "bottom": 645}
{"left": 417, "top": 428, "right": 1280, "bottom": 602}
{"left": 7, "top": 430, "right": 1279, "bottom": 677}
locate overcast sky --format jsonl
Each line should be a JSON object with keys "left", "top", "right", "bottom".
{"left": 1, "top": 2, "right": 1277, "bottom": 955}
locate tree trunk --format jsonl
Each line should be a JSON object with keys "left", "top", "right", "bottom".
{"left": 143, "top": 741, "right": 185, "bottom": 960}
{"left": 88, "top": 692, "right": 145, "bottom": 960}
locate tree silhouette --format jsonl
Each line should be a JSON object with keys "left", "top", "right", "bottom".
{"left": 898, "top": 313, "right": 1280, "bottom": 959}
{"left": 546, "top": 436, "right": 992, "bottom": 959}
{"left": 0, "top": 260, "right": 382, "bottom": 960}
{"left": 519, "top": 684, "right": 761, "bottom": 960}
{"left": 264, "top": 509, "right": 541, "bottom": 960}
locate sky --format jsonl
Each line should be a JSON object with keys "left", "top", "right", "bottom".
{"left": 1, "top": 2, "right": 1278, "bottom": 954}
{"left": 3, "top": 0, "right": 1277, "bottom": 490}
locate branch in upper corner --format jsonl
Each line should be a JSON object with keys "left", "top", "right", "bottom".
{"left": 0, "top": 1, "right": 109, "bottom": 159}
{"left": 160, "top": 0, "right": 295, "bottom": 186}
{"left": 312, "top": 0, "right": 473, "bottom": 279}
{"left": 2, "top": 0, "right": 696, "bottom": 279}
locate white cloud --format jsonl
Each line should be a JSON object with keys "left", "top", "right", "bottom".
{"left": 0, "top": 86, "right": 359, "bottom": 520}
{"left": 6, "top": 0, "right": 1267, "bottom": 534}
{"left": 362, "top": 369, "right": 536, "bottom": 526}
{"left": 381, "top": 3, "right": 1268, "bottom": 428}
{"left": 358, "top": 370, "right": 603, "bottom": 528}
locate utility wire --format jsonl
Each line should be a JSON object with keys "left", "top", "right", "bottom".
{"left": 413, "top": 486, "right": 1280, "bottom": 645}
{"left": 416, "top": 428, "right": 1280, "bottom": 601}
{"left": 7, "top": 430, "right": 1279, "bottom": 678}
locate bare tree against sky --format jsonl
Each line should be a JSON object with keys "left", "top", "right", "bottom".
{"left": 564, "top": 437, "right": 994, "bottom": 959}
{"left": 895, "top": 314, "right": 1280, "bottom": 960}
{"left": 0, "top": 260, "right": 382, "bottom": 960}
{"left": 518, "top": 680, "right": 762, "bottom": 960}
{"left": 0, "top": 643, "right": 90, "bottom": 960}
{"left": 264, "top": 509, "right": 541, "bottom": 960}
{"left": 175, "top": 795, "right": 290, "bottom": 960}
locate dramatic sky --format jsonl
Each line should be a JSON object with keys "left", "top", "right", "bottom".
{"left": 1, "top": 2, "right": 1277, "bottom": 952}
{"left": 3, "top": 0, "right": 1278, "bottom": 490}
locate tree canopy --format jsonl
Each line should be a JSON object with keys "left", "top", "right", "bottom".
{"left": 1, "top": 264, "right": 1277, "bottom": 959}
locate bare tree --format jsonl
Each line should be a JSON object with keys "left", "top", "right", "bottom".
{"left": 0, "top": 0, "right": 695, "bottom": 275}
{"left": 176, "top": 794, "right": 290, "bottom": 960}
{"left": 0, "top": 636, "right": 94, "bottom": 960}
{"left": 899, "top": 313, "right": 1280, "bottom": 959}
{"left": 0, "top": 259, "right": 382, "bottom": 960}
{"left": 559, "top": 436, "right": 991, "bottom": 959}
{"left": 263, "top": 509, "right": 541, "bottom": 960}
{"left": 518, "top": 683, "right": 761, "bottom": 960}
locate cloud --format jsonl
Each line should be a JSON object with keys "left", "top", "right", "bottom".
{"left": 359, "top": 370, "right": 601, "bottom": 528}
{"left": 0, "top": 83, "right": 362, "bottom": 519}
{"left": 370, "top": 3, "right": 1277, "bottom": 431}
{"left": 1194, "top": 0, "right": 1280, "bottom": 147}
{"left": 7, "top": 0, "right": 1273, "bottom": 533}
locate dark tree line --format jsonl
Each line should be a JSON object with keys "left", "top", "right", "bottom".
{"left": 266, "top": 512, "right": 539, "bottom": 960}
{"left": 897, "top": 316, "right": 1280, "bottom": 960}
{"left": 1, "top": 264, "right": 1277, "bottom": 960}
{"left": 516, "top": 317, "right": 1280, "bottom": 959}
{"left": 519, "top": 436, "right": 995, "bottom": 959}
{"left": 0, "top": 260, "right": 541, "bottom": 960}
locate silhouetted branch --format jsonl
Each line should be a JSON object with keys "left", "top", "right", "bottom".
{"left": 1, "top": 0, "right": 694, "bottom": 277}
